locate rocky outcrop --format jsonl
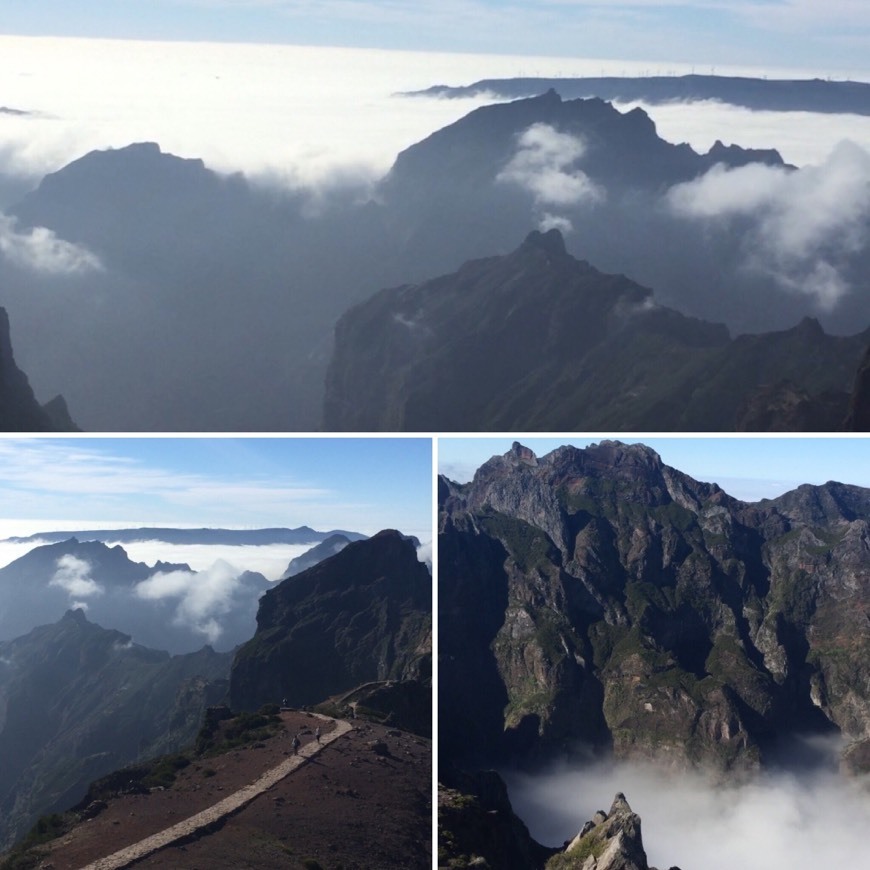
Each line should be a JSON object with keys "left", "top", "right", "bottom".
{"left": 549, "top": 793, "right": 665, "bottom": 870}
{"left": 440, "top": 441, "right": 870, "bottom": 773}
{"left": 438, "top": 777, "right": 675, "bottom": 870}
{"left": 324, "top": 232, "right": 869, "bottom": 432}
{"left": 229, "top": 530, "right": 431, "bottom": 711}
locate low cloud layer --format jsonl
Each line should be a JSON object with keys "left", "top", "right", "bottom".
{"left": 505, "top": 751, "right": 869, "bottom": 870}
{"left": 0, "top": 214, "right": 103, "bottom": 274}
{"left": 666, "top": 140, "right": 870, "bottom": 310}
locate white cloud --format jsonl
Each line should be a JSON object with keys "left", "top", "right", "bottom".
{"left": 0, "top": 214, "right": 103, "bottom": 274}
{"left": 666, "top": 139, "right": 870, "bottom": 309}
{"left": 50, "top": 554, "right": 103, "bottom": 599}
{"left": 134, "top": 559, "right": 251, "bottom": 644}
{"left": 538, "top": 212, "right": 575, "bottom": 234}
{"left": 498, "top": 123, "right": 605, "bottom": 208}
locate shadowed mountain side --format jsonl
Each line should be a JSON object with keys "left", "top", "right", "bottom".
{"left": 229, "top": 530, "right": 431, "bottom": 712}
{"left": 0, "top": 610, "right": 231, "bottom": 851}
{"left": 440, "top": 441, "right": 870, "bottom": 773}
{"left": 410, "top": 74, "right": 870, "bottom": 116}
{"left": 324, "top": 230, "right": 869, "bottom": 431}
{"left": 5, "top": 143, "right": 396, "bottom": 430}
{"left": 0, "top": 306, "right": 75, "bottom": 430}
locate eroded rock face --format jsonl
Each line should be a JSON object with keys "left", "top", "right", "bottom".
{"left": 549, "top": 793, "right": 655, "bottom": 870}
{"left": 440, "top": 441, "right": 870, "bottom": 773}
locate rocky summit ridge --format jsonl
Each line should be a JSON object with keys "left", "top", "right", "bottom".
{"left": 440, "top": 440, "right": 870, "bottom": 773}
{"left": 324, "top": 230, "right": 869, "bottom": 431}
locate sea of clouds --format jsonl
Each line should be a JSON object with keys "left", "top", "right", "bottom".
{"left": 1, "top": 34, "right": 868, "bottom": 201}
{"left": 505, "top": 750, "right": 870, "bottom": 869}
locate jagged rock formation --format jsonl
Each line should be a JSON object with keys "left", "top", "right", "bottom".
{"left": 0, "top": 306, "right": 75, "bottom": 431}
{"left": 549, "top": 793, "right": 661, "bottom": 870}
{"left": 0, "top": 610, "right": 231, "bottom": 850}
{"left": 438, "top": 775, "right": 673, "bottom": 870}
{"left": 229, "top": 529, "right": 431, "bottom": 711}
{"left": 325, "top": 230, "right": 868, "bottom": 431}
{"left": 440, "top": 441, "right": 870, "bottom": 773}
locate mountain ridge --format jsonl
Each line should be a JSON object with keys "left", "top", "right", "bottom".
{"left": 325, "top": 231, "right": 869, "bottom": 431}
{"left": 440, "top": 440, "right": 870, "bottom": 772}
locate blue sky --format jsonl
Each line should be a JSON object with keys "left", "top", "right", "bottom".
{"left": 438, "top": 436, "right": 870, "bottom": 502}
{"left": 4, "top": 1, "right": 870, "bottom": 77}
{"left": 0, "top": 437, "right": 432, "bottom": 540}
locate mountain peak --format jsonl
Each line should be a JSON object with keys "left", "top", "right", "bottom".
{"left": 520, "top": 228, "right": 567, "bottom": 258}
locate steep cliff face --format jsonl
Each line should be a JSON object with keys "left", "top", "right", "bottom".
{"left": 0, "top": 306, "right": 75, "bottom": 431}
{"left": 229, "top": 530, "right": 431, "bottom": 711}
{"left": 440, "top": 441, "right": 870, "bottom": 772}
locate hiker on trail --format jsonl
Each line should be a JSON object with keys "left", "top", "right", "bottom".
{"left": 315, "top": 726, "right": 321, "bottom": 744}
{"left": 292, "top": 734, "right": 300, "bottom": 755}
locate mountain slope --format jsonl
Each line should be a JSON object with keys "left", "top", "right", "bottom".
{"left": 0, "top": 610, "right": 231, "bottom": 850}
{"left": 325, "top": 230, "right": 868, "bottom": 431}
{"left": 440, "top": 441, "right": 870, "bottom": 772}
{"left": 230, "top": 529, "right": 431, "bottom": 711}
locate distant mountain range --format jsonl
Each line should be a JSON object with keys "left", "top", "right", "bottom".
{"left": 4, "top": 87, "right": 870, "bottom": 430}
{"left": 0, "top": 539, "right": 268, "bottom": 653}
{"left": 408, "top": 73, "right": 870, "bottom": 115}
{"left": 326, "top": 229, "right": 869, "bottom": 431}
{"left": 4, "top": 526, "right": 368, "bottom": 546}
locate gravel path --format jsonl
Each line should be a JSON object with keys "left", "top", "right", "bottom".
{"left": 77, "top": 716, "right": 352, "bottom": 870}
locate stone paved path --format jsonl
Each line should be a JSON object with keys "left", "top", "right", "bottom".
{"left": 78, "top": 716, "right": 352, "bottom": 870}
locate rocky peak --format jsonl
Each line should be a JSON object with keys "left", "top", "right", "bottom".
{"left": 521, "top": 228, "right": 568, "bottom": 258}
{"left": 550, "top": 792, "right": 669, "bottom": 870}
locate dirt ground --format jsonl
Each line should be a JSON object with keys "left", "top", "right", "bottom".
{"left": 37, "top": 711, "right": 431, "bottom": 870}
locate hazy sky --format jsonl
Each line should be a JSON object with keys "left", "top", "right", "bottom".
{"left": 4, "top": 1, "right": 870, "bottom": 75}
{"left": 0, "top": 436, "right": 433, "bottom": 540}
{"left": 438, "top": 436, "right": 870, "bottom": 502}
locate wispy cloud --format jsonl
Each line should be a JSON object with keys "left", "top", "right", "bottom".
{"left": 0, "top": 440, "right": 334, "bottom": 527}
{"left": 497, "top": 123, "right": 604, "bottom": 233}
{"left": 134, "top": 559, "right": 254, "bottom": 644}
{"left": 49, "top": 554, "right": 104, "bottom": 609}
{"left": 666, "top": 140, "right": 870, "bottom": 309}
{"left": 0, "top": 214, "right": 103, "bottom": 274}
